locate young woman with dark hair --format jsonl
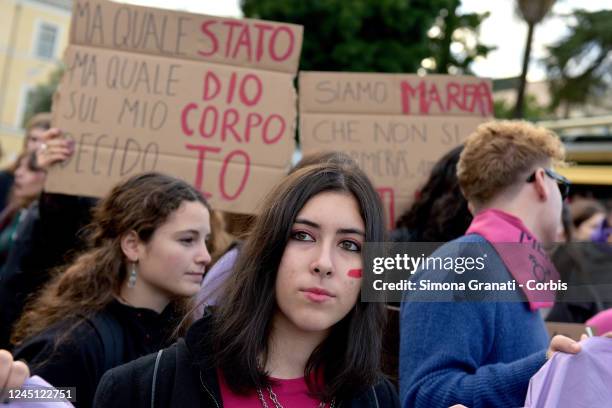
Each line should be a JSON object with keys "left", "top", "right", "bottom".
{"left": 194, "top": 150, "right": 363, "bottom": 311}
{"left": 94, "top": 154, "right": 399, "bottom": 407}
{"left": 11, "top": 172, "right": 212, "bottom": 407}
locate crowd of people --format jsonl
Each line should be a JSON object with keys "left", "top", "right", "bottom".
{"left": 0, "top": 118, "right": 611, "bottom": 407}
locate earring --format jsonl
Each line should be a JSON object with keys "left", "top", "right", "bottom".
{"left": 128, "top": 261, "right": 138, "bottom": 288}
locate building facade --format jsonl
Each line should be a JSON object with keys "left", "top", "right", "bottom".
{"left": 0, "top": 0, "right": 71, "bottom": 167}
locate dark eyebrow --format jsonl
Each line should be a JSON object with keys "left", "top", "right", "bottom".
{"left": 338, "top": 228, "right": 365, "bottom": 237}
{"left": 294, "top": 218, "right": 365, "bottom": 237}
{"left": 295, "top": 218, "right": 319, "bottom": 229}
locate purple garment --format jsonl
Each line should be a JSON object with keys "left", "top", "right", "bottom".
{"left": 524, "top": 337, "right": 612, "bottom": 408}
{"left": 591, "top": 218, "right": 612, "bottom": 243}
{"left": 7, "top": 376, "right": 73, "bottom": 407}
{"left": 194, "top": 247, "right": 239, "bottom": 319}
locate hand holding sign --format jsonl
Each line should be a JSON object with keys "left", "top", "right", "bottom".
{"left": 36, "top": 128, "right": 75, "bottom": 170}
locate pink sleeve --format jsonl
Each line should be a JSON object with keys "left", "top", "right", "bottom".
{"left": 586, "top": 308, "right": 612, "bottom": 335}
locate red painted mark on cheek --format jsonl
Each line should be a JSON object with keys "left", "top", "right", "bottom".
{"left": 347, "top": 269, "right": 362, "bottom": 279}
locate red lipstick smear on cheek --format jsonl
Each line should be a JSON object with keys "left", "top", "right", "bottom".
{"left": 347, "top": 269, "right": 362, "bottom": 279}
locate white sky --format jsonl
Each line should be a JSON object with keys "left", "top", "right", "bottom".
{"left": 123, "top": 0, "right": 612, "bottom": 81}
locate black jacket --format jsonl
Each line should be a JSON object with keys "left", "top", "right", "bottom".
{"left": 0, "top": 170, "right": 13, "bottom": 211}
{"left": 0, "top": 193, "right": 96, "bottom": 349}
{"left": 94, "top": 314, "right": 400, "bottom": 408}
{"left": 547, "top": 243, "right": 612, "bottom": 323}
{"left": 14, "top": 301, "right": 177, "bottom": 407}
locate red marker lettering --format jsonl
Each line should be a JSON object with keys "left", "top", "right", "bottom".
{"left": 269, "top": 26, "right": 295, "bottom": 62}
{"left": 221, "top": 108, "right": 241, "bottom": 142}
{"left": 254, "top": 23, "right": 274, "bottom": 61}
{"left": 185, "top": 143, "right": 221, "bottom": 199}
{"left": 202, "top": 71, "right": 221, "bottom": 101}
{"left": 198, "top": 21, "right": 219, "bottom": 57}
{"left": 232, "top": 24, "right": 252, "bottom": 60}
{"left": 222, "top": 20, "right": 242, "bottom": 58}
{"left": 198, "top": 105, "right": 218, "bottom": 138}
{"left": 219, "top": 150, "right": 250, "bottom": 200}
{"left": 239, "top": 74, "right": 263, "bottom": 106}
{"left": 180, "top": 103, "right": 198, "bottom": 136}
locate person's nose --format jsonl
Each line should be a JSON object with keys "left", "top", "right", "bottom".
{"left": 197, "top": 240, "right": 212, "bottom": 266}
{"left": 310, "top": 241, "right": 334, "bottom": 278}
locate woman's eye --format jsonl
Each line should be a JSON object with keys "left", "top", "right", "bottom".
{"left": 340, "top": 240, "right": 361, "bottom": 252}
{"left": 292, "top": 231, "right": 314, "bottom": 242}
{"left": 179, "top": 237, "right": 195, "bottom": 245}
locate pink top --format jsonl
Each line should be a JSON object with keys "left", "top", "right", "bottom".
{"left": 218, "top": 369, "right": 330, "bottom": 408}
{"left": 586, "top": 308, "right": 612, "bottom": 336}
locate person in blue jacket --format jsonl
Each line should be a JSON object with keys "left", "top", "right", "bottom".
{"left": 400, "top": 121, "right": 587, "bottom": 408}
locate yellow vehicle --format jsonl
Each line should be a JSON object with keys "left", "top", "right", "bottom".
{"left": 539, "top": 115, "right": 612, "bottom": 199}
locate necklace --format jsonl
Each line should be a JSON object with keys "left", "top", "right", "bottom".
{"left": 256, "top": 385, "right": 335, "bottom": 408}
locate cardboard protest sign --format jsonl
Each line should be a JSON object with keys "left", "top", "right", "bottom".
{"left": 46, "top": 0, "right": 302, "bottom": 214}
{"left": 299, "top": 72, "right": 493, "bottom": 226}
{"left": 546, "top": 322, "right": 597, "bottom": 341}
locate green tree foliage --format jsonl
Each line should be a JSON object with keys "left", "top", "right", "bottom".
{"left": 22, "top": 66, "right": 63, "bottom": 127}
{"left": 241, "top": 0, "right": 451, "bottom": 72}
{"left": 426, "top": 1, "right": 494, "bottom": 74}
{"left": 494, "top": 94, "right": 550, "bottom": 120}
{"left": 546, "top": 9, "right": 612, "bottom": 116}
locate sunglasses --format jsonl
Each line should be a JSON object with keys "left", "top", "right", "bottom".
{"left": 526, "top": 168, "right": 571, "bottom": 200}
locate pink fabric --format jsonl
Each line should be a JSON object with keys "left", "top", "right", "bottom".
{"left": 466, "top": 209, "right": 558, "bottom": 310}
{"left": 218, "top": 369, "right": 330, "bottom": 408}
{"left": 586, "top": 309, "right": 612, "bottom": 336}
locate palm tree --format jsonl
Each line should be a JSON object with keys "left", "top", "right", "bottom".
{"left": 513, "top": 0, "right": 556, "bottom": 118}
{"left": 546, "top": 9, "right": 612, "bottom": 117}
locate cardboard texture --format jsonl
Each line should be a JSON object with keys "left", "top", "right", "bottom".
{"left": 46, "top": 0, "right": 303, "bottom": 214}
{"left": 546, "top": 322, "right": 597, "bottom": 341}
{"left": 299, "top": 72, "right": 493, "bottom": 226}
{"left": 69, "top": 0, "right": 302, "bottom": 73}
